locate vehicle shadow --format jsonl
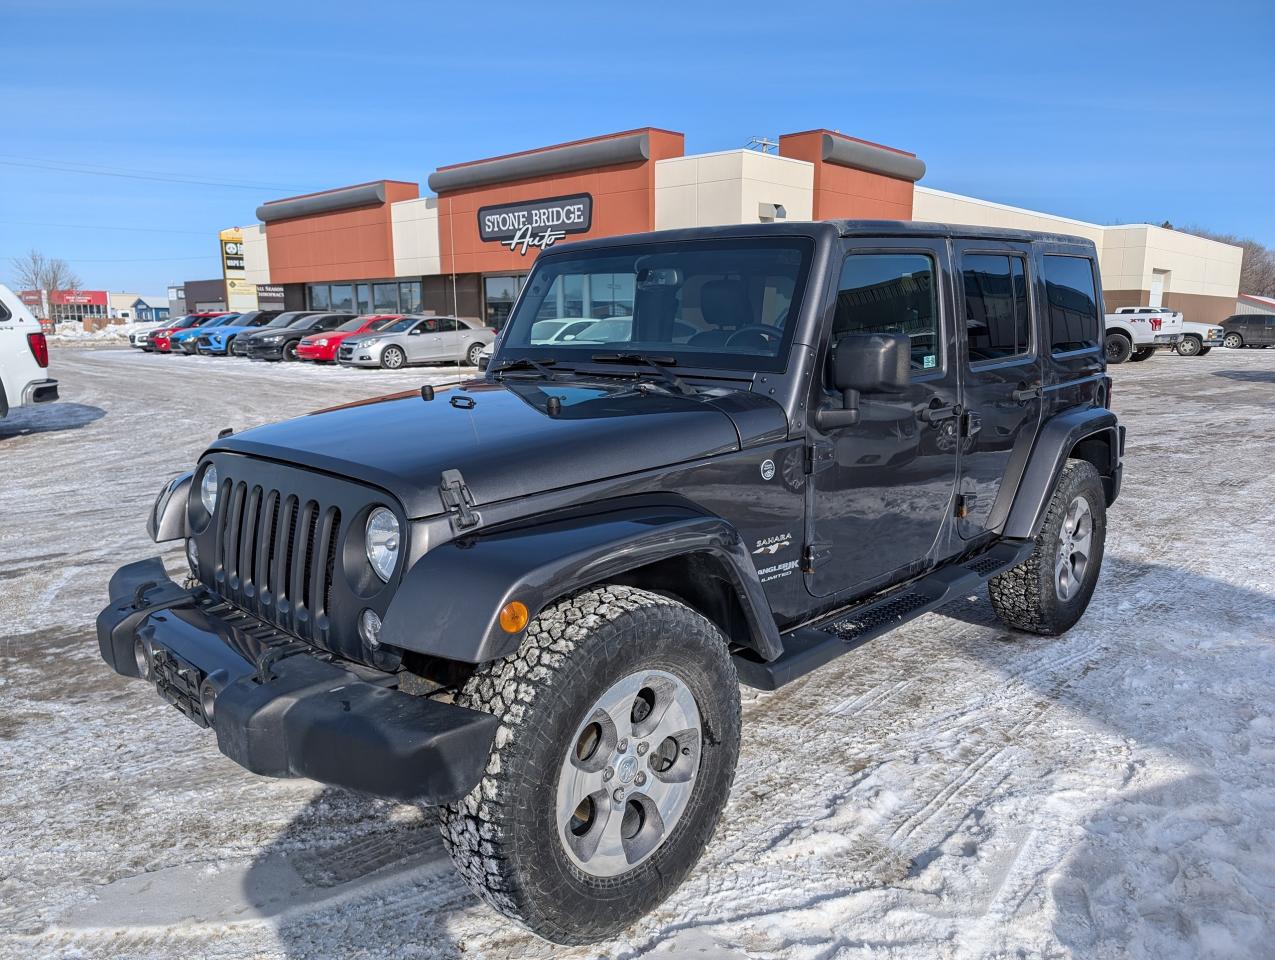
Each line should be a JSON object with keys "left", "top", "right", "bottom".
{"left": 1210, "top": 368, "right": 1275, "bottom": 384}
{"left": 245, "top": 555, "right": 1273, "bottom": 959}
{"left": 0, "top": 402, "right": 105, "bottom": 439}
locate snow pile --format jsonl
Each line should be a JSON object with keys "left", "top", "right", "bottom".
{"left": 47, "top": 321, "right": 158, "bottom": 343}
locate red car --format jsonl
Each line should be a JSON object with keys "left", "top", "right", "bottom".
{"left": 296, "top": 314, "right": 403, "bottom": 362}
{"left": 151, "top": 312, "right": 230, "bottom": 353}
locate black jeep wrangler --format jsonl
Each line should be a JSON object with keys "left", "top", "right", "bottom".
{"left": 98, "top": 221, "right": 1122, "bottom": 944}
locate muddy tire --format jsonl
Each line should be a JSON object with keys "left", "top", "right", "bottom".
{"left": 989, "top": 459, "right": 1106, "bottom": 636}
{"left": 1104, "top": 333, "right": 1133, "bottom": 364}
{"left": 439, "top": 585, "right": 741, "bottom": 944}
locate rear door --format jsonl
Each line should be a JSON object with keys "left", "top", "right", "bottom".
{"left": 953, "top": 240, "right": 1044, "bottom": 540}
{"left": 435, "top": 318, "right": 465, "bottom": 363}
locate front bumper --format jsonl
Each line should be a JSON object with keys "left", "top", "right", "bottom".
{"left": 244, "top": 341, "right": 287, "bottom": 360}
{"left": 177, "top": 338, "right": 201, "bottom": 355}
{"left": 96, "top": 557, "right": 498, "bottom": 804}
{"left": 337, "top": 343, "right": 383, "bottom": 367}
{"left": 296, "top": 342, "right": 336, "bottom": 361}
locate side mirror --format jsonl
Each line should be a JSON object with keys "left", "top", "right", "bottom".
{"left": 816, "top": 332, "right": 910, "bottom": 429}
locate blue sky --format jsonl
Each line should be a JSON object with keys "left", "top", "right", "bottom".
{"left": 2, "top": 0, "right": 1271, "bottom": 294}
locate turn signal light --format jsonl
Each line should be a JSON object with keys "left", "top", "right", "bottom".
{"left": 498, "top": 601, "right": 529, "bottom": 634}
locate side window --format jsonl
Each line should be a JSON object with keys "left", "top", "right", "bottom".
{"left": 962, "top": 254, "right": 1030, "bottom": 362}
{"left": 1043, "top": 255, "right": 1101, "bottom": 353}
{"left": 834, "top": 253, "right": 940, "bottom": 374}
{"left": 437, "top": 318, "right": 459, "bottom": 333}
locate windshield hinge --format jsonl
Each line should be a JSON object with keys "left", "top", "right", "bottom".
{"left": 804, "top": 440, "right": 835, "bottom": 476}
{"left": 801, "top": 541, "right": 832, "bottom": 572}
{"left": 439, "top": 469, "right": 481, "bottom": 531}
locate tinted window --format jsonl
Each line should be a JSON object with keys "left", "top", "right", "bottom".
{"left": 1044, "top": 255, "right": 1100, "bottom": 353}
{"left": 962, "top": 254, "right": 1030, "bottom": 362}
{"left": 834, "top": 253, "right": 940, "bottom": 373}
{"left": 437, "top": 318, "right": 459, "bottom": 332}
{"left": 382, "top": 317, "right": 417, "bottom": 334}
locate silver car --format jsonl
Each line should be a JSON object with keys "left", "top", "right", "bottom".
{"left": 337, "top": 315, "right": 496, "bottom": 369}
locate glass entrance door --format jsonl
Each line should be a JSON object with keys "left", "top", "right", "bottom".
{"left": 483, "top": 275, "right": 527, "bottom": 330}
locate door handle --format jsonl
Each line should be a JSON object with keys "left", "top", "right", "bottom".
{"left": 917, "top": 403, "right": 962, "bottom": 424}
{"left": 1012, "top": 384, "right": 1043, "bottom": 403}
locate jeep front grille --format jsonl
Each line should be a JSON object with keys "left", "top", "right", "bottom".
{"left": 213, "top": 479, "right": 342, "bottom": 644}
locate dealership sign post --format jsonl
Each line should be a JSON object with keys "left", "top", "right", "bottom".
{"left": 477, "top": 194, "right": 592, "bottom": 256}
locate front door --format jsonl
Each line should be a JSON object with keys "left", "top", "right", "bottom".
{"left": 406, "top": 317, "right": 444, "bottom": 361}
{"left": 807, "top": 241, "right": 960, "bottom": 599}
{"left": 952, "top": 241, "right": 1044, "bottom": 539}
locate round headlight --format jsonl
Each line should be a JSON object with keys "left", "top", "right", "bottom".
{"left": 200, "top": 464, "right": 218, "bottom": 515}
{"left": 365, "top": 507, "right": 400, "bottom": 581}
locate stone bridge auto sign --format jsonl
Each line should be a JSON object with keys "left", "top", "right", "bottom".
{"left": 478, "top": 193, "right": 592, "bottom": 255}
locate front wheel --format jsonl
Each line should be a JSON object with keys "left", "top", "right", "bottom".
{"left": 465, "top": 342, "right": 485, "bottom": 367}
{"left": 380, "top": 345, "right": 406, "bottom": 369}
{"left": 440, "top": 585, "right": 741, "bottom": 945}
{"left": 1223, "top": 333, "right": 1243, "bottom": 349}
{"left": 283, "top": 341, "right": 300, "bottom": 362}
{"left": 1104, "top": 333, "right": 1133, "bottom": 364}
{"left": 1175, "top": 336, "right": 1202, "bottom": 357}
{"left": 989, "top": 459, "right": 1107, "bottom": 636}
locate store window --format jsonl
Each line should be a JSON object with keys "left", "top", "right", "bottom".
{"left": 308, "top": 284, "right": 330, "bottom": 310}
{"left": 484, "top": 275, "right": 527, "bottom": 329}
{"left": 399, "top": 281, "right": 422, "bottom": 314}
{"left": 330, "top": 283, "right": 354, "bottom": 313}
{"left": 373, "top": 283, "right": 398, "bottom": 314}
{"left": 1044, "top": 256, "right": 1100, "bottom": 353}
{"left": 356, "top": 283, "right": 372, "bottom": 315}
{"left": 962, "top": 254, "right": 1030, "bottom": 363}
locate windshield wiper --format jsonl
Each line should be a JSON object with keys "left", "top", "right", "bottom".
{"left": 492, "top": 357, "right": 565, "bottom": 380}
{"left": 589, "top": 353, "right": 698, "bottom": 396}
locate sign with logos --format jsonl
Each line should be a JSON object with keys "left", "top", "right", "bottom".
{"left": 220, "top": 228, "right": 257, "bottom": 309}
{"left": 477, "top": 193, "right": 592, "bottom": 256}
{"left": 257, "top": 284, "right": 285, "bottom": 306}
{"left": 49, "top": 289, "right": 107, "bottom": 305}
{"left": 225, "top": 278, "right": 259, "bottom": 311}
{"left": 220, "top": 228, "right": 246, "bottom": 272}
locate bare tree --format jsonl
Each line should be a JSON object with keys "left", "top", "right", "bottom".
{"left": 1176, "top": 227, "right": 1275, "bottom": 298}
{"left": 8, "top": 250, "right": 83, "bottom": 324}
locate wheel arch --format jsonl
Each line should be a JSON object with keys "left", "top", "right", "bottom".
{"left": 1003, "top": 408, "right": 1122, "bottom": 540}
{"left": 380, "top": 502, "right": 783, "bottom": 666}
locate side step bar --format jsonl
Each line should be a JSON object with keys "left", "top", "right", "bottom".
{"left": 733, "top": 540, "right": 1035, "bottom": 690}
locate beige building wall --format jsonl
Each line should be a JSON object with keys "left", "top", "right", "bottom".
{"left": 655, "top": 150, "right": 813, "bottom": 230}
{"left": 241, "top": 224, "right": 271, "bottom": 285}
{"left": 391, "top": 196, "right": 441, "bottom": 276}
{"left": 912, "top": 187, "right": 1106, "bottom": 247}
{"left": 107, "top": 292, "right": 142, "bottom": 318}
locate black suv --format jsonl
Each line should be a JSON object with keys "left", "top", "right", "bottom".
{"left": 1221, "top": 314, "right": 1275, "bottom": 349}
{"left": 98, "top": 221, "right": 1122, "bottom": 944}
{"left": 240, "top": 312, "right": 355, "bottom": 361}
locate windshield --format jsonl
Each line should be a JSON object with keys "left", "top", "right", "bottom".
{"left": 262, "top": 312, "right": 302, "bottom": 328}
{"left": 380, "top": 317, "right": 418, "bottom": 334}
{"left": 207, "top": 314, "right": 239, "bottom": 328}
{"left": 500, "top": 238, "right": 812, "bottom": 372}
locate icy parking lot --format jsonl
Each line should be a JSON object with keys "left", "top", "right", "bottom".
{"left": 2, "top": 346, "right": 1273, "bottom": 960}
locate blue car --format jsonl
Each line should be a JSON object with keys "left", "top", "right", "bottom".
{"left": 171, "top": 314, "right": 240, "bottom": 354}
{"left": 191, "top": 311, "right": 283, "bottom": 356}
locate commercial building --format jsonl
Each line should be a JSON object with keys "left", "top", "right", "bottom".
{"left": 1236, "top": 294, "right": 1275, "bottom": 317}
{"left": 233, "top": 126, "right": 1243, "bottom": 328}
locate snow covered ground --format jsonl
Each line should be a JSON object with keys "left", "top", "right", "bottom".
{"left": 1, "top": 346, "right": 1273, "bottom": 960}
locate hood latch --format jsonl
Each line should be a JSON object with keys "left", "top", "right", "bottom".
{"left": 440, "top": 469, "right": 481, "bottom": 531}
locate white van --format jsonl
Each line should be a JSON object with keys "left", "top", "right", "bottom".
{"left": 0, "top": 284, "right": 58, "bottom": 418}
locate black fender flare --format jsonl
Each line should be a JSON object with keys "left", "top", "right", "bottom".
{"left": 1003, "top": 407, "right": 1122, "bottom": 540}
{"left": 379, "top": 504, "right": 783, "bottom": 664}
{"left": 148, "top": 471, "right": 194, "bottom": 543}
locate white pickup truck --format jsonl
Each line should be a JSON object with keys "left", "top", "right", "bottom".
{"left": 1104, "top": 307, "right": 1183, "bottom": 363}
{"left": 1113, "top": 307, "right": 1224, "bottom": 358}
{"left": 0, "top": 284, "right": 58, "bottom": 418}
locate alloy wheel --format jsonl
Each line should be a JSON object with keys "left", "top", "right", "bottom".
{"left": 1055, "top": 495, "right": 1093, "bottom": 602}
{"left": 555, "top": 669, "right": 701, "bottom": 878}
{"left": 1223, "top": 333, "right": 1243, "bottom": 349}
{"left": 382, "top": 347, "right": 405, "bottom": 369}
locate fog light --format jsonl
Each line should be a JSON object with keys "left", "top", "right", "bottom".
{"left": 186, "top": 537, "right": 199, "bottom": 573}
{"left": 499, "top": 601, "right": 529, "bottom": 634}
{"left": 360, "top": 608, "right": 383, "bottom": 648}
{"left": 133, "top": 636, "right": 151, "bottom": 678}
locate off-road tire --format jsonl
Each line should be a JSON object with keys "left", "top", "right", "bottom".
{"left": 465, "top": 342, "right": 485, "bottom": 366}
{"left": 1130, "top": 345, "right": 1156, "bottom": 362}
{"left": 439, "top": 584, "right": 742, "bottom": 944}
{"left": 1176, "top": 336, "right": 1202, "bottom": 357}
{"left": 1104, "top": 333, "right": 1133, "bottom": 364}
{"left": 989, "top": 459, "right": 1106, "bottom": 636}
{"left": 381, "top": 345, "right": 406, "bottom": 369}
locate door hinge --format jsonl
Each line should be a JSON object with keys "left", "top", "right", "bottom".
{"left": 801, "top": 541, "right": 831, "bottom": 572}
{"left": 804, "top": 440, "right": 835, "bottom": 476}
{"left": 439, "top": 469, "right": 481, "bottom": 531}
{"left": 955, "top": 493, "right": 977, "bottom": 519}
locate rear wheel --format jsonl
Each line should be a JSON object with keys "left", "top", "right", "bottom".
{"left": 465, "top": 342, "right": 485, "bottom": 367}
{"left": 989, "top": 459, "right": 1106, "bottom": 636}
{"left": 439, "top": 585, "right": 741, "bottom": 945}
{"left": 1223, "top": 332, "right": 1244, "bottom": 349}
{"left": 381, "top": 346, "right": 406, "bottom": 369}
{"left": 1130, "top": 345, "right": 1156, "bottom": 362}
{"left": 1104, "top": 333, "right": 1133, "bottom": 364}
{"left": 1175, "top": 336, "right": 1202, "bottom": 357}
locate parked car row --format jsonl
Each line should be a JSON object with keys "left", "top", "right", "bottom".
{"left": 130, "top": 310, "right": 497, "bottom": 368}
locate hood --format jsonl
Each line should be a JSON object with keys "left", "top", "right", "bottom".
{"left": 210, "top": 379, "right": 787, "bottom": 518}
